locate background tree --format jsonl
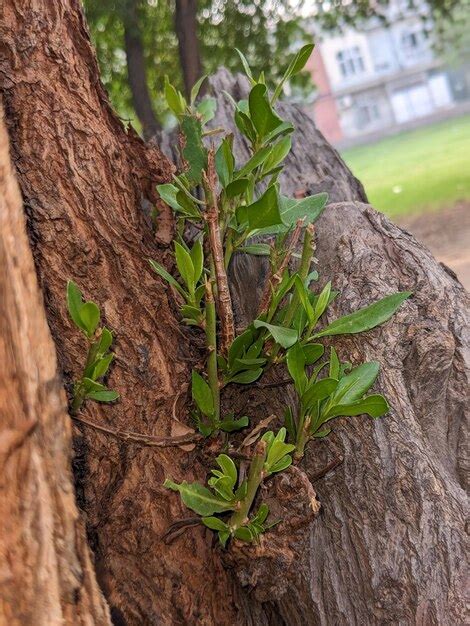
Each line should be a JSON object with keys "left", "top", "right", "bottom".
{"left": 83, "top": 0, "right": 311, "bottom": 130}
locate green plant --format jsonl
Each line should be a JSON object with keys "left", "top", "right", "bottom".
{"left": 66, "top": 280, "right": 119, "bottom": 413}
{"left": 285, "top": 344, "right": 390, "bottom": 459}
{"left": 165, "top": 428, "right": 293, "bottom": 545}
{"left": 149, "top": 45, "right": 410, "bottom": 546}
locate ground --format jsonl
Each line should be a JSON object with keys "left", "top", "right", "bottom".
{"left": 342, "top": 115, "right": 470, "bottom": 217}
{"left": 341, "top": 116, "right": 470, "bottom": 289}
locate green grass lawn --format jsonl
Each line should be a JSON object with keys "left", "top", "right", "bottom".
{"left": 341, "top": 115, "right": 470, "bottom": 218}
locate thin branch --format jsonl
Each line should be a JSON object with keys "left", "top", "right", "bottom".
{"left": 202, "top": 148, "right": 234, "bottom": 355}
{"left": 258, "top": 218, "right": 304, "bottom": 316}
{"left": 162, "top": 517, "right": 201, "bottom": 544}
{"left": 72, "top": 415, "right": 204, "bottom": 448}
{"left": 310, "top": 456, "right": 344, "bottom": 482}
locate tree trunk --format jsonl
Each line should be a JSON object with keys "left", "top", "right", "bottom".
{"left": 0, "top": 105, "right": 111, "bottom": 625}
{"left": 0, "top": 2, "right": 468, "bottom": 625}
{"left": 123, "top": 0, "right": 160, "bottom": 138}
{"left": 174, "top": 0, "right": 203, "bottom": 97}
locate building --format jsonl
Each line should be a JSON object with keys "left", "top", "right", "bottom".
{"left": 307, "top": 2, "right": 470, "bottom": 146}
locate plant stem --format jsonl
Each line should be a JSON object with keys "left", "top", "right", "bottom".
{"left": 202, "top": 149, "right": 234, "bottom": 355}
{"left": 294, "top": 414, "right": 311, "bottom": 461}
{"left": 258, "top": 218, "right": 304, "bottom": 316}
{"left": 205, "top": 277, "right": 220, "bottom": 423}
{"left": 269, "top": 224, "right": 316, "bottom": 362}
{"left": 229, "top": 439, "right": 267, "bottom": 533}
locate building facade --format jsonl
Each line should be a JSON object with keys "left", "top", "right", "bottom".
{"left": 308, "top": 3, "right": 470, "bottom": 146}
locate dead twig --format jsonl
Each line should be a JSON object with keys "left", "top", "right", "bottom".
{"left": 72, "top": 415, "right": 204, "bottom": 448}
{"left": 162, "top": 517, "right": 201, "bottom": 544}
{"left": 310, "top": 456, "right": 344, "bottom": 482}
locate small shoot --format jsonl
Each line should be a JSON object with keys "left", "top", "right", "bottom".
{"left": 66, "top": 280, "right": 119, "bottom": 413}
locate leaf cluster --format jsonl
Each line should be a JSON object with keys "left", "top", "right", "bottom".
{"left": 66, "top": 281, "right": 119, "bottom": 412}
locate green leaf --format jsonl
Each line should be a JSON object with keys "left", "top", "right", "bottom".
{"left": 234, "top": 111, "right": 256, "bottom": 143}
{"left": 286, "top": 343, "right": 307, "bottom": 395}
{"left": 303, "top": 343, "right": 324, "bottom": 365}
{"left": 329, "top": 346, "right": 340, "bottom": 379}
{"left": 67, "top": 280, "right": 87, "bottom": 333}
{"left": 174, "top": 241, "right": 195, "bottom": 293}
{"left": 208, "top": 475, "right": 235, "bottom": 501}
{"left": 235, "top": 48, "right": 254, "bottom": 80}
{"left": 329, "top": 362, "right": 380, "bottom": 406}
{"left": 92, "top": 353, "right": 114, "bottom": 380}
{"left": 202, "top": 516, "right": 228, "bottom": 531}
{"left": 269, "top": 455, "right": 293, "bottom": 474}
{"left": 164, "top": 479, "right": 233, "bottom": 516}
{"left": 294, "top": 275, "right": 314, "bottom": 324}
{"left": 81, "top": 378, "right": 106, "bottom": 393}
{"left": 228, "top": 328, "right": 254, "bottom": 368}
{"left": 219, "top": 416, "right": 249, "bottom": 433}
{"left": 86, "top": 389, "right": 119, "bottom": 402}
{"left": 323, "top": 394, "right": 389, "bottom": 421}
{"left": 191, "top": 370, "right": 214, "bottom": 417}
{"left": 227, "top": 368, "right": 263, "bottom": 384}
{"left": 253, "top": 320, "right": 298, "bottom": 349}
{"left": 164, "top": 76, "right": 186, "bottom": 117}
{"left": 235, "top": 145, "right": 272, "bottom": 179}
{"left": 225, "top": 177, "right": 250, "bottom": 199}
{"left": 97, "top": 327, "right": 113, "bottom": 354}
{"left": 190, "top": 75, "right": 207, "bottom": 104}
{"left": 283, "top": 405, "right": 296, "bottom": 441}
{"left": 148, "top": 259, "right": 187, "bottom": 298}
{"left": 314, "top": 292, "right": 411, "bottom": 338}
{"left": 302, "top": 377, "right": 338, "bottom": 409}
{"left": 181, "top": 115, "right": 207, "bottom": 184}
{"left": 218, "top": 530, "right": 230, "bottom": 547}
{"left": 157, "top": 183, "right": 182, "bottom": 211}
{"left": 281, "top": 193, "right": 328, "bottom": 228}
{"left": 311, "top": 281, "right": 332, "bottom": 327}
{"left": 215, "top": 136, "right": 234, "bottom": 187}
{"left": 79, "top": 302, "right": 100, "bottom": 337}
{"left": 190, "top": 239, "right": 204, "bottom": 283}
{"left": 249, "top": 84, "right": 284, "bottom": 138}
{"left": 176, "top": 190, "right": 199, "bottom": 218}
{"left": 272, "top": 43, "right": 315, "bottom": 102}
{"left": 197, "top": 98, "right": 216, "bottom": 125}
{"left": 252, "top": 503, "right": 269, "bottom": 525}
{"left": 265, "top": 430, "right": 295, "bottom": 473}
{"left": 238, "top": 243, "right": 271, "bottom": 256}
{"left": 242, "top": 185, "right": 283, "bottom": 231}
{"left": 215, "top": 454, "right": 237, "bottom": 488}
{"left": 262, "top": 136, "right": 291, "bottom": 173}
{"left": 234, "top": 526, "right": 253, "bottom": 542}
{"left": 263, "top": 121, "right": 294, "bottom": 144}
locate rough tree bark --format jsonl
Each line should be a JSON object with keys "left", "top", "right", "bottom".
{"left": 0, "top": 106, "right": 111, "bottom": 625}
{"left": 0, "top": 2, "right": 468, "bottom": 625}
{"left": 174, "top": 0, "right": 203, "bottom": 97}
{"left": 123, "top": 0, "right": 161, "bottom": 138}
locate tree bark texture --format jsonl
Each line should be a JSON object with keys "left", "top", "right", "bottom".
{"left": 0, "top": 105, "right": 111, "bottom": 625}
{"left": 174, "top": 0, "right": 203, "bottom": 97}
{"left": 123, "top": 0, "right": 161, "bottom": 139}
{"left": 0, "top": 2, "right": 468, "bottom": 625}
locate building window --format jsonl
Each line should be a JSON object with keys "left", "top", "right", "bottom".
{"left": 402, "top": 30, "right": 424, "bottom": 54}
{"left": 336, "top": 47, "right": 365, "bottom": 78}
{"left": 355, "top": 101, "right": 380, "bottom": 128}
